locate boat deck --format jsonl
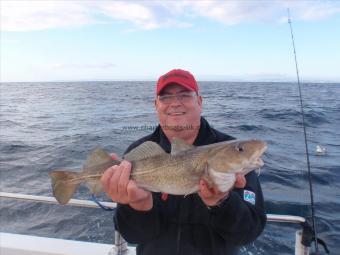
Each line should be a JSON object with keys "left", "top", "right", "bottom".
{"left": 0, "top": 232, "right": 136, "bottom": 255}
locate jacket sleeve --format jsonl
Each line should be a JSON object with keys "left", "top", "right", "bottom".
{"left": 208, "top": 171, "right": 266, "bottom": 245}
{"left": 114, "top": 192, "right": 161, "bottom": 243}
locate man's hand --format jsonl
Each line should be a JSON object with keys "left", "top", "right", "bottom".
{"left": 101, "top": 156, "right": 153, "bottom": 211}
{"left": 198, "top": 173, "right": 246, "bottom": 207}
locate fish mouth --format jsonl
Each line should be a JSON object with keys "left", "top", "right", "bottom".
{"left": 245, "top": 143, "right": 267, "bottom": 171}
{"left": 254, "top": 157, "right": 264, "bottom": 167}
{"left": 251, "top": 142, "right": 267, "bottom": 166}
{"left": 248, "top": 157, "right": 264, "bottom": 168}
{"left": 240, "top": 157, "right": 264, "bottom": 174}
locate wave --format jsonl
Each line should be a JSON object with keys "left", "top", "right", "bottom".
{"left": 304, "top": 109, "right": 330, "bottom": 126}
{"left": 237, "top": 124, "right": 271, "bottom": 132}
{"left": 259, "top": 108, "right": 301, "bottom": 121}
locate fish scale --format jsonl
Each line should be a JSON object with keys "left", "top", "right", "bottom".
{"left": 131, "top": 152, "right": 204, "bottom": 194}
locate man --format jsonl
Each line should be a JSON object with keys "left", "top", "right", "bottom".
{"left": 101, "top": 69, "right": 266, "bottom": 255}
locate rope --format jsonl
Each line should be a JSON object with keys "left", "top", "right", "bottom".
{"left": 91, "top": 194, "right": 116, "bottom": 212}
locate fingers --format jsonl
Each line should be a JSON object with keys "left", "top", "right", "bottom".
{"left": 109, "top": 164, "right": 123, "bottom": 197}
{"left": 199, "top": 179, "right": 214, "bottom": 198}
{"left": 127, "top": 180, "right": 147, "bottom": 201}
{"left": 199, "top": 179, "right": 226, "bottom": 207}
{"left": 127, "top": 181, "right": 153, "bottom": 211}
{"left": 101, "top": 167, "right": 114, "bottom": 194}
{"left": 117, "top": 161, "right": 131, "bottom": 198}
{"left": 235, "top": 174, "right": 246, "bottom": 188}
{"left": 101, "top": 160, "right": 131, "bottom": 204}
{"left": 100, "top": 160, "right": 153, "bottom": 211}
{"left": 110, "top": 153, "right": 120, "bottom": 160}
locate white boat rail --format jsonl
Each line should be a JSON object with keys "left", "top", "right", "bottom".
{"left": 0, "top": 191, "right": 117, "bottom": 208}
{"left": 0, "top": 192, "right": 309, "bottom": 255}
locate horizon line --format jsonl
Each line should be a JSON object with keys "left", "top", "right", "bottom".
{"left": 1, "top": 78, "right": 339, "bottom": 83}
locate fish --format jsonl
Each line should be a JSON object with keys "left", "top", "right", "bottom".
{"left": 49, "top": 138, "right": 267, "bottom": 205}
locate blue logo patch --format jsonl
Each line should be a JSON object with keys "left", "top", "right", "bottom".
{"left": 244, "top": 190, "right": 256, "bottom": 205}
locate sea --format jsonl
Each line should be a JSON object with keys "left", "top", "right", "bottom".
{"left": 0, "top": 81, "right": 339, "bottom": 254}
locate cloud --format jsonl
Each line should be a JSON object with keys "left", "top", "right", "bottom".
{"left": 95, "top": 2, "right": 160, "bottom": 30}
{"left": 190, "top": 1, "right": 340, "bottom": 25}
{"left": 1, "top": 0, "right": 340, "bottom": 32}
{"left": 290, "top": 1, "right": 340, "bottom": 20}
{"left": 1, "top": 1, "right": 96, "bottom": 31}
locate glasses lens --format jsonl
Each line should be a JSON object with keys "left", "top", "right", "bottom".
{"left": 158, "top": 94, "right": 172, "bottom": 103}
{"left": 158, "top": 91, "right": 195, "bottom": 104}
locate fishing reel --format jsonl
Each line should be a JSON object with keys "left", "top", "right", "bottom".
{"left": 301, "top": 220, "right": 330, "bottom": 254}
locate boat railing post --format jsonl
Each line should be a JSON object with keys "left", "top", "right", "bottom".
{"left": 295, "top": 230, "right": 309, "bottom": 255}
{"left": 108, "top": 231, "right": 129, "bottom": 255}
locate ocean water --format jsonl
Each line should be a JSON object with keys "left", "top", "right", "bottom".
{"left": 0, "top": 81, "right": 339, "bottom": 254}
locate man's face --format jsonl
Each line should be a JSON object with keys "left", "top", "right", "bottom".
{"left": 155, "top": 84, "right": 202, "bottom": 132}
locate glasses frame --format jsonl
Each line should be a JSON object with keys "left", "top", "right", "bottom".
{"left": 157, "top": 91, "right": 198, "bottom": 104}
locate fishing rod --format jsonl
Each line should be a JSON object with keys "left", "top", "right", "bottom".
{"left": 287, "top": 8, "right": 320, "bottom": 253}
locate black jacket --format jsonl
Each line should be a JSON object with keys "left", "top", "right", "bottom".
{"left": 114, "top": 117, "right": 266, "bottom": 255}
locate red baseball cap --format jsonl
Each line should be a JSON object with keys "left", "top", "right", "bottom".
{"left": 156, "top": 69, "right": 199, "bottom": 95}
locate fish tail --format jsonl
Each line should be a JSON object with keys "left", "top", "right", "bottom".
{"left": 49, "top": 170, "right": 81, "bottom": 205}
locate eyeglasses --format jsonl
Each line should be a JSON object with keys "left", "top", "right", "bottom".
{"left": 158, "top": 91, "right": 197, "bottom": 104}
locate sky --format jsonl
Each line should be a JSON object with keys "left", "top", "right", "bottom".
{"left": 1, "top": 0, "right": 340, "bottom": 82}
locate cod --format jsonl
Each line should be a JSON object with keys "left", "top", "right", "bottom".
{"left": 49, "top": 138, "right": 267, "bottom": 205}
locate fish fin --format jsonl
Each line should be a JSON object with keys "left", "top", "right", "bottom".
{"left": 83, "top": 148, "right": 113, "bottom": 169}
{"left": 124, "top": 141, "right": 166, "bottom": 161}
{"left": 208, "top": 167, "right": 236, "bottom": 192}
{"left": 49, "top": 170, "right": 81, "bottom": 205}
{"left": 86, "top": 180, "right": 103, "bottom": 195}
{"left": 171, "top": 138, "right": 194, "bottom": 155}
